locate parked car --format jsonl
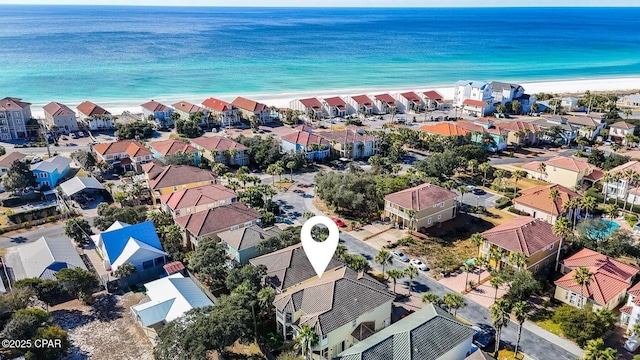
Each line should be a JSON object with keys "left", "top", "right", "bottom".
{"left": 391, "top": 250, "right": 409, "bottom": 262}
{"left": 471, "top": 188, "right": 486, "bottom": 195}
{"left": 30, "top": 156, "right": 42, "bottom": 164}
{"left": 471, "top": 324, "right": 496, "bottom": 350}
{"left": 331, "top": 217, "right": 346, "bottom": 227}
{"left": 70, "top": 133, "right": 77, "bottom": 139}
{"left": 625, "top": 335, "right": 640, "bottom": 352}
{"left": 78, "top": 131, "right": 85, "bottom": 137}
{"left": 410, "top": 259, "right": 429, "bottom": 271}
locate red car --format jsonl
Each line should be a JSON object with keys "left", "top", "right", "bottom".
{"left": 332, "top": 217, "right": 346, "bottom": 227}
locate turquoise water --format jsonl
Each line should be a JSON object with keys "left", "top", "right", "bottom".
{"left": 596, "top": 219, "right": 621, "bottom": 237}
{"left": 1, "top": 6, "right": 639, "bottom": 106}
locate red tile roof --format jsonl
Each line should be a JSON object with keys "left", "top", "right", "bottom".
{"left": 628, "top": 281, "right": 640, "bottom": 297}
{"left": 231, "top": 96, "right": 267, "bottom": 112}
{"left": 463, "top": 99, "right": 487, "bottom": 107}
{"left": 160, "top": 184, "right": 237, "bottom": 211}
{"left": 384, "top": 183, "right": 458, "bottom": 211}
{"left": 0, "top": 97, "right": 31, "bottom": 111}
{"left": 163, "top": 261, "right": 185, "bottom": 275}
{"left": 93, "top": 140, "right": 152, "bottom": 158}
{"left": 375, "top": 94, "right": 396, "bottom": 105}
{"left": 299, "top": 98, "right": 323, "bottom": 109}
{"left": 282, "top": 131, "right": 329, "bottom": 147}
{"left": 77, "top": 101, "right": 110, "bottom": 117}
{"left": 609, "top": 160, "right": 640, "bottom": 175}
{"left": 149, "top": 139, "right": 199, "bottom": 157}
{"left": 175, "top": 203, "right": 261, "bottom": 237}
{"left": 561, "top": 248, "right": 639, "bottom": 282}
{"left": 611, "top": 121, "right": 635, "bottom": 130}
{"left": 584, "top": 169, "right": 604, "bottom": 181}
{"left": 148, "top": 165, "right": 216, "bottom": 190}
{"left": 295, "top": 125, "right": 313, "bottom": 132}
{"left": 171, "top": 101, "right": 206, "bottom": 114}
{"left": 140, "top": 100, "right": 171, "bottom": 113}
{"left": 324, "top": 96, "right": 347, "bottom": 108}
{"left": 202, "top": 97, "right": 231, "bottom": 112}
{"left": 142, "top": 161, "right": 165, "bottom": 178}
{"left": 419, "top": 123, "right": 469, "bottom": 137}
{"left": 522, "top": 156, "right": 594, "bottom": 173}
{"left": 400, "top": 91, "right": 422, "bottom": 102}
{"left": 423, "top": 90, "right": 444, "bottom": 103}
{"left": 497, "top": 121, "right": 542, "bottom": 132}
{"left": 351, "top": 95, "right": 374, "bottom": 108}
{"left": 43, "top": 102, "right": 75, "bottom": 117}
{"left": 555, "top": 270, "right": 631, "bottom": 306}
{"left": 482, "top": 217, "right": 561, "bottom": 256}
{"left": 191, "top": 136, "right": 248, "bottom": 152}
{"left": 514, "top": 184, "right": 582, "bottom": 216}
{"left": 620, "top": 305, "right": 634, "bottom": 315}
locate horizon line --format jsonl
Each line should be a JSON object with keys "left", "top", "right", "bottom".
{"left": 0, "top": 3, "right": 638, "bottom": 7}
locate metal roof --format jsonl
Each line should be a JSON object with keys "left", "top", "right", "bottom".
{"left": 59, "top": 176, "right": 105, "bottom": 196}
{"left": 17, "top": 236, "right": 87, "bottom": 280}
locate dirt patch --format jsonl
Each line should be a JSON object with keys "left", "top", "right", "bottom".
{"left": 483, "top": 208, "right": 517, "bottom": 226}
{"left": 505, "top": 176, "right": 547, "bottom": 191}
{"left": 52, "top": 292, "right": 154, "bottom": 360}
{"left": 312, "top": 195, "right": 338, "bottom": 218}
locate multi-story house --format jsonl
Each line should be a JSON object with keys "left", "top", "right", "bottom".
{"left": 609, "top": 121, "right": 636, "bottom": 145}
{"left": 323, "top": 96, "right": 349, "bottom": 118}
{"left": 532, "top": 116, "right": 578, "bottom": 144}
{"left": 231, "top": 96, "right": 271, "bottom": 123}
{"left": 171, "top": 101, "right": 208, "bottom": 124}
{"left": 455, "top": 120, "right": 509, "bottom": 152}
{"left": 423, "top": 90, "right": 446, "bottom": 110}
{"left": 149, "top": 139, "right": 201, "bottom": 165}
{"left": 317, "top": 127, "right": 380, "bottom": 159}
{"left": 561, "top": 97, "right": 580, "bottom": 111}
{"left": 373, "top": 94, "right": 398, "bottom": 114}
{"left": 620, "top": 282, "right": 640, "bottom": 331}
{"left": 395, "top": 91, "right": 424, "bottom": 114}
{"left": 159, "top": 183, "right": 237, "bottom": 218}
{"left": 480, "top": 217, "right": 562, "bottom": 274}
{"left": 496, "top": 120, "right": 544, "bottom": 146}
{"left": 603, "top": 160, "right": 640, "bottom": 206}
{"left": 42, "top": 102, "right": 78, "bottom": 133}
{"left": 346, "top": 95, "right": 374, "bottom": 115}
{"left": 191, "top": 136, "right": 249, "bottom": 166}
{"left": 555, "top": 248, "right": 638, "bottom": 311}
{"left": 93, "top": 140, "right": 154, "bottom": 172}
{"left": 202, "top": 97, "right": 238, "bottom": 127}
{"left": 290, "top": 98, "right": 324, "bottom": 120}
{"left": 140, "top": 100, "right": 174, "bottom": 127}
{"left": 281, "top": 130, "right": 330, "bottom": 160}
{"left": 453, "top": 80, "right": 493, "bottom": 116}
{"left": 490, "top": 81, "right": 525, "bottom": 107}
{"left": 218, "top": 225, "right": 281, "bottom": 264}
{"left": 0, "top": 152, "right": 26, "bottom": 175}
{"left": 0, "top": 97, "right": 32, "bottom": 140}
{"left": 513, "top": 184, "right": 582, "bottom": 225}
{"left": 522, "top": 156, "right": 600, "bottom": 189}
{"left": 566, "top": 115, "right": 606, "bottom": 140}
{"left": 384, "top": 183, "right": 458, "bottom": 232}
{"left": 31, "top": 156, "right": 72, "bottom": 188}
{"left": 76, "top": 101, "right": 114, "bottom": 130}
{"left": 145, "top": 164, "right": 217, "bottom": 204}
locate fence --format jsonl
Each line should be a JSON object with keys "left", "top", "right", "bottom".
{"left": 186, "top": 269, "right": 217, "bottom": 303}
{"left": 107, "top": 265, "right": 166, "bottom": 291}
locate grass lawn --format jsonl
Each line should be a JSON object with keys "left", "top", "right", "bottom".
{"left": 530, "top": 308, "right": 564, "bottom": 337}
{"left": 496, "top": 348, "right": 525, "bottom": 360}
{"left": 483, "top": 208, "right": 517, "bottom": 226}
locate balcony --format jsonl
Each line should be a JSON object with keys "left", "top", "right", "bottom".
{"left": 384, "top": 206, "right": 406, "bottom": 218}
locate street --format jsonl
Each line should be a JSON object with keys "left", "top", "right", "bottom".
{"left": 0, "top": 223, "right": 65, "bottom": 249}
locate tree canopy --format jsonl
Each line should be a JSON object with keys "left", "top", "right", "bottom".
{"left": 552, "top": 303, "right": 616, "bottom": 346}
{"left": 235, "top": 135, "right": 283, "bottom": 170}
{"left": 94, "top": 203, "right": 149, "bottom": 231}
{"left": 1, "top": 159, "right": 37, "bottom": 192}
{"left": 575, "top": 219, "right": 635, "bottom": 258}
{"left": 187, "top": 237, "right": 230, "bottom": 289}
{"left": 257, "top": 226, "right": 301, "bottom": 255}
{"left": 115, "top": 121, "right": 154, "bottom": 139}
{"left": 175, "top": 119, "right": 202, "bottom": 138}
{"left": 55, "top": 268, "right": 98, "bottom": 303}
{"left": 64, "top": 217, "right": 94, "bottom": 247}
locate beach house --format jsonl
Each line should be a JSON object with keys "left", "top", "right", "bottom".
{"left": 231, "top": 96, "right": 271, "bottom": 123}
{"left": 7, "top": 236, "right": 87, "bottom": 281}
{"left": 323, "top": 96, "right": 349, "bottom": 118}
{"left": 0, "top": 152, "right": 26, "bottom": 176}
{"left": 218, "top": 225, "right": 281, "bottom": 264}
{"left": 93, "top": 140, "right": 154, "bottom": 172}
{"left": 171, "top": 101, "right": 208, "bottom": 124}
{"left": 561, "top": 97, "right": 580, "bottom": 112}
{"left": 149, "top": 139, "right": 200, "bottom": 165}
{"left": 76, "top": 101, "right": 114, "bottom": 130}
{"left": 42, "top": 102, "right": 79, "bottom": 133}
{"left": 373, "top": 94, "right": 398, "bottom": 114}
{"left": 456, "top": 120, "right": 509, "bottom": 152}
{"left": 202, "top": 97, "right": 238, "bottom": 127}
{"left": 0, "top": 97, "right": 32, "bottom": 140}
{"left": 281, "top": 130, "right": 330, "bottom": 160}
{"left": 609, "top": 121, "right": 636, "bottom": 145}
{"left": 453, "top": 80, "right": 493, "bottom": 116}
{"left": 620, "top": 282, "right": 640, "bottom": 331}
{"left": 530, "top": 116, "right": 578, "bottom": 144}
{"left": 490, "top": 81, "right": 525, "bottom": 108}
{"left": 513, "top": 184, "right": 582, "bottom": 225}
{"left": 521, "top": 156, "right": 600, "bottom": 189}
{"left": 290, "top": 98, "right": 324, "bottom": 120}
{"left": 159, "top": 183, "right": 238, "bottom": 218}
{"left": 423, "top": 90, "right": 446, "bottom": 110}
{"left": 603, "top": 160, "right": 640, "bottom": 206}
{"left": 566, "top": 115, "right": 606, "bottom": 140}
{"left": 191, "top": 136, "right": 249, "bottom": 166}
{"left": 140, "top": 100, "right": 174, "bottom": 127}
{"left": 318, "top": 127, "right": 380, "bottom": 159}
{"left": 620, "top": 94, "right": 640, "bottom": 107}
{"left": 30, "top": 156, "right": 72, "bottom": 188}
{"left": 346, "top": 95, "right": 375, "bottom": 115}
{"left": 384, "top": 183, "right": 458, "bottom": 232}
{"left": 495, "top": 120, "right": 544, "bottom": 146}
{"left": 395, "top": 91, "right": 424, "bottom": 114}
{"left": 145, "top": 164, "right": 217, "bottom": 204}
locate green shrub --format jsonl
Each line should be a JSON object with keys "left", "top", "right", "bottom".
{"left": 21, "top": 221, "right": 30, "bottom": 228}
{"left": 396, "top": 237, "right": 416, "bottom": 246}
{"left": 495, "top": 197, "right": 513, "bottom": 209}
{"left": 507, "top": 206, "right": 530, "bottom": 216}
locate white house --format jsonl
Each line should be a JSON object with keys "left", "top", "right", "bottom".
{"left": 42, "top": 102, "right": 79, "bottom": 133}
{"left": 290, "top": 98, "right": 324, "bottom": 119}
{"left": 566, "top": 115, "right": 606, "bottom": 140}
{"left": 373, "top": 94, "right": 398, "bottom": 114}
{"left": 0, "top": 97, "right": 32, "bottom": 140}
{"left": 603, "top": 160, "right": 640, "bottom": 206}
{"left": 346, "top": 95, "right": 375, "bottom": 115}
{"left": 423, "top": 90, "right": 446, "bottom": 110}
{"left": 609, "top": 121, "right": 636, "bottom": 145}
{"left": 561, "top": 97, "right": 580, "bottom": 112}
{"left": 395, "top": 91, "right": 424, "bottom": 114}
{"left": 453, "top": 80, "right": 493, "bottom": 109}
{"left": 76, "top": 101, "right": 114, "bottom": 130}
{"left": 323, "top": 96, "right": 349, "bottom": 118}
{"left": 202, "top": 97, "right": 238, "bottom": 127}
{"left": 490, "top": 81, "right": 524, "bottom": 105}
{"left": 231, "top": 96, "right": 271, "bottom": 124}
{"left": 621, "top": 282, "right": 640, "bottom": 332}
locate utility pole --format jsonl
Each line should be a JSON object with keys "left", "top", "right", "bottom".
{"left": 38, "top": 119, "right": 51, "bottom": 158}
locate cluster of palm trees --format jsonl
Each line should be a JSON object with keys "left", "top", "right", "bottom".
{"left": 421, "top": 291, "right": 466, "bottom": 317}
{"left": 104, "top": 180, "right": 144, "bottom": 206}
{"left": 489, "top": 298, "right": 530, "bottom": 358}
{"left": 602, "top": 169, "right": 640, "bottom": 212}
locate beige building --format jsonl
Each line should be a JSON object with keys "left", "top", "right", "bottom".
{"left": 522, "top": 156, "right": 601, "bottom": 189}
{"left": 42, "top": 101, "right": 78, "bottom": 133}
{"left": 513, "top": 184, "right": 582, "bottom": 225}
{"left": 191, "top": 136, "right": 249, "bottom": 166}
{"left": 384, "top": 183, "right": 458, "bottom": 232}
{"left": 495, "top": 120, "right": 543, "bottom": 146}
{"left": 144, "top": 164, "right": 217, "bottom": 204}
{"left": 0, "top": 97, "right": 32, "bottom": 140}
{"left": 159, "top": 183, "right": 237, "bottom": 218}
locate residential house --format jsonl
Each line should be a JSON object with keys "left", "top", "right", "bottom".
{"left": 603, "top": 160, "right": 640, "bottom": 206}
{"left": 555, "top": 248, "right": 639, "bottom": 311}
{"left": 8, "top": 236, "right": 87, "bottom": 281}
{"left": 335, "top": 303, "right": 476, "bottom": 360}
{"left": 175, "top": 202, "right": 261, "bottom": 247}
{"left": 145, "top": 164, "right": 217, "bottom": 204}
{"left": 373, "top": 94, "right": 398, "bottom": 114}
{"left": 561, "top": 97, "right": 580, "bottom": 112}
{"left": 522, "top": 156, "right": 600, "bottom": 189}
{"left": 513, "top": 184, "right": 582, "bottom": 225}
{"left": 318, "top": 128, "right": 380, "bottom": 159}
{"left": 31, "top": 156, "right": 72, "bottom": 188}
{"left": 231, "top": 96, "right": 271, "bottom": 123}
{"left": 290, "top": 98, "right": 324, "bottom": 120}
{"left": 480, "top": 217, "right": 562, "bottom": 274}
{"left": 131, "top": 273, "right": 213, "bottom": 342}
{"left": 59, "top": 176, "right": 105, "bottom": 198}
{"left": 140, "top": 100, "right": 174, "bottom": 127}
{"left": 272, "top": 267, "right": 394, "bottom": 359}
{"left": 620, "top": 94, "right": 640, "bottom": 107}
{"left": 42, "top": 102, "right": 79, "bottom": 133}
{"left": 93, "top": 140, "right": 154, "bottom": 172}
{"left": 323, "top": 96, "right": 349, "bottom": 118}
{"left": 490, "top": 81, "right": 525, "bottom": 109}
{"left": 395, "top": 91, "right": 424, "bottom": 114}
{"left": 0, "top": 97, "right": 32, "bottom": 140}
{"left": 566, "top": 115, "right": 606, "bottom": 140}
{"left": 171, "top": 100, "right": 208, "bottom": 124}
{"left": 620, "top": 282, "right": 640, "bottom": 331}
{"left": 423, "top": 90, "right": 446, "bottom": 110}
{"left": 90, "top": 221, "right": 167, "bottom": 272}
{"left": 76, "top": 101, "right": 114, "bottom": 130}
{"left": 456, "top": 120, "right": 509, "bottom": 152}
{"left": 346, "top": 95, "right": 375, "bottom": 115}
{"left": 384, "top": 183, "right": 458, "bottom": 232}
{"left": 609, "top": 121, "right": 636, "bottom": 145}
{"left": 513, "top": 93, "right": 537, "bottom": 114}
{"left": 149, "top": 139, "right": 200, "bottom": 165}
{"left": 249, "top": 244, "right": 345, "bottom": 293}
{"left": 191, "top": 136, "right": 249, "bottom": 166}
{"left": 159, "top": 183, "right": 238, "bottom": 218}
{"left": 202, "top": 97, "right": 238, "bottom": 127}
{"left": 218, "top": 225, "right": 281, "bottom": 264}
{"left": 453, "top": 81, "right": 493, "bottom": 115}
{"left": 0, "top": 152, "right": 26, "bottom": 175}
{"left": 532, "top": 116, "right": 578, "bottom": 144}
{"left": 495, "top": 120, "right": 543, "bottom": 146}
{"left": 281, "top": 130, "right": 330, "bottom": 160}
{"left": 419, "top": 122, "right": 468, "bottom": 139}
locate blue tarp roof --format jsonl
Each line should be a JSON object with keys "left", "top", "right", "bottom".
{"left": 101, "top": 221, "right": 162, "bottom": 263}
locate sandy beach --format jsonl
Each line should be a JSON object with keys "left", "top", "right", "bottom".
{"left": 29, "top": 76, "right": 640, "bottom": 119}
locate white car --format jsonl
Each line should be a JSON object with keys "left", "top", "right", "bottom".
{"left": 625, "top": 335, "right": 640, "bottom": 352}
{"left": 30, "top": 156, "right": 42, "bottom": 164}
{"left": 391, "top": 250, "right": 409, "bottom": 262}
{"left": 410, "top": 259, "right": 429, "bottom": 271}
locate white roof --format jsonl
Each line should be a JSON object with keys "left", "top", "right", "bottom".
{"left": 111, "top": 237, "right": 167, "bottom": 270}
{"left": 30, "top": 156, "right": 72, "bottom": 173}
{"left": 17, "top": 236, "right": 87, "bottom": 280}
{"left": 59, "top": 176, "right": 104, "bottom": 196}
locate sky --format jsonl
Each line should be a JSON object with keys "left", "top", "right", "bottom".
{"left": 0, "top": 0, "right": 637, "bottom": 6}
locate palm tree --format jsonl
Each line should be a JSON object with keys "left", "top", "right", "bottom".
{"left": 490, "top": 298, "right": 511, "bottom": 354}
{"left": 604, "top": 203, "right": 619, "bottom": 224}
{"left": 582, "top": 338, "right": 617, "bottom": 360}
{"left": 511, "top": 301, "right": 529, "bottom": 358}
{"left": 508, "top": 252, "right": 528, "bottom": 270}
{"left": 404, "top": 266, "right": 418, "bottom": 296}
{"left": 334, "top": 245, "right": 347, "bottom": 259}
{"left": 294, "top": 325, "right": 319, "bottom": 360}
{"left": 443, "top": 293, "right": 465, "bottom": 317}
{"left": 462, "top": 263, "right": 476, "bottom": 291}
{"left": 475, "top": 256, "right": 489, "bottom": 282}
{"left": 386, "top": 269, "right": 404, "bottom": 294}
{"left": 490, "top": 276, "right": 504, "bottom": 302}
{"left": 623, "top": 169, "right": 637, "bottom": 211}
{"left": 624, "top": 109, "right": 633, "bottom": 119}
{"left": 511, "top": 170, "right": 525, "bottom": 197}
{"left": 286, "top": 161, "right": 296, "bottom": 180}
{"left": 562, "top": 197, "right": 580, "bottom": 230}
{"left": 257, "top": 287, "right": 276, "bottom": 319}
{"left": 489, "top": 247, "right": 506, "bottom": 270}
{"left": 612, "top": 172, "right": 622, "bottom": 205}
{"left": 457, "top": 185, "right": 469, "bottom": 206}
{"left": 601, "top": 172, "right": 612, "bottom": 205}
{"left": 104, "top": 181, "right": 114, "bottom": 194}
{"left": 537, "top": 162, "right": 547, "bottom": 181}
{"left": 421, "top": 292, "right": 443, "bottom": 307}
{"left": 479, "top": 162, "right": 491, "bottom": 186}
{"left": 469, "top": 233, "right": 485, "bottom": 257}
{"left": 582, "top": 196, "right": 597, "bottom": 219}
{"left": 552, "top": 217, "right": 572, "bottom": 271}
{"left": 573, "top": 266, "right": 592, "bottom": 308}
{"left": 374, "top": 250, "right": 394, "bottom": 278}
{"left": 405, "top": 209, "right": 416, "bottom": 233}
{"left": 467, "top": 159, "right": 478, "bottom": 177}
{"left": 549, "top": 187, "right": 560, "bottom": 218}
{"left": 494, "top": 169, "right": 506, "bottom": 192}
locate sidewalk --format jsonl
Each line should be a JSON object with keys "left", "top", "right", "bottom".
{"left": 522, "top": 320, "right": 584, "bottom": 358}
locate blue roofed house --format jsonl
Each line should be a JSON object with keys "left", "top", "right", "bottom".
{"left": 7, "top": 236, "right": 87, "bottom": 282}
{"left": 90, "top": 220, "right": 167, "bottom": 272}
{"left": 131, "top": 273, "right": 214, "bottom": 342}
{"left": 30, "top": 156, "right": 72, "bottom": 188}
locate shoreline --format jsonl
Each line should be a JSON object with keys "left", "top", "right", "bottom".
{"left": 28, "top": 76, "right": 640, "bottom": 119}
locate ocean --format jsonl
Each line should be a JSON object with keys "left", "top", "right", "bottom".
{"left": 1, "top": 5, "right": 640, "bottom": 107}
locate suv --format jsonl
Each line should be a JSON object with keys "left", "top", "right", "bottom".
{"left": 471, "top": 325, "right": 496, "bottom": 349}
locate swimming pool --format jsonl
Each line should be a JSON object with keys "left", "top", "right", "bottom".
{"left": 594, "top": 219, "right": 621, "bottom": 237}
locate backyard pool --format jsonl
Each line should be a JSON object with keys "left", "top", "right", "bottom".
{"left": 595, "top": 219, "right": 621, "bottom": 237}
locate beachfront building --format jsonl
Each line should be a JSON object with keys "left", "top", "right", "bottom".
{"left": 384, "top": 183, "right": 458, "bottom": 232}
{"left": 159, "top": 183, "right": 237, "bottom": 218}
{"left": 513, "top": 184, "right": 582, "bottom": 225}
{"left": 490, "top": 81, "right": 524, "bottom": 108}
{"left": 290, "top": 98, "right": 324, "bottom": 120}
{"left": 453, "top": 80, "right": 493, "bottom": 116}
{"left": 555, "top": 248, "right": 639, "bottom": 311}
{"left": 566, "top": 115, "right": 606, "bottom": 140}
{"left": 191, "top": 136, "right": 249, "bottom": 166}
{"left": 30, "top": 156, "right": 72, "bottom": 189}
{"left": 93, "top": 140, "right": 153, "bottom": 172}
{"left": 76, "top": 101, "right": 114, "bottom": 131}
{"left": 561, "top": 97, "right": 580, "bottom": 112}
{"left": 140, "top": 100, "right": 174, "bottom": 127}
{"left": 620, "top": 94, "right": 640, "bottom": 107}
{"left": 609, "top": 121, "right": 636, "bottom": 145}
{"left": 171, "top": 101, "right": 208, "bottom": 124}
{"left": 218, "top": 225, "right": 281, "bottom": 264}
{"left": 620, "top": 282, "right": 640, "bottom": 331}
{"left": 148, "top": 139, "right": 200, "bottom": 165}
{"left": 281, "top": 130, "right": 331, "bottom": 160}
{"left": 323, "top": 96, "right": 349, "bottom": 118}
{"left": 496, "top": 120, "right": 544, "bottom": 146}
{"left": 395, "top": 91, "right": 424, "bottom": 114}
{"left": 42, "top": 102, "right": 79, "bottom": 133}
{"left": 318, "top": 127, "right": 380, "bottom": 159}
{"left": 0, "top": 97, "right": 32, "bottom": 140}
{"left": 480, "top": 217, "right": 562, "bottom": 274}
{"left": 231, "top": 96, "right": 271, "bottom": 124}
{"left": 373, "top": 94, "right": 398, "bottom": 114}
{"left": 522, "top": 156, "right": 601, "bottom": 189}
{"left": 423, "top": 90, "right": 446, "bottom": 110}
{"left": 346, "top": 95, "right": 375, "bottom": 116}
{"left": 202, "top": 97, "right": 238, "bottom": 127}
{"left": 603, "top": 160, "right": 640, "bottom": 206}
{"left": 145, "top": 164, "right": 217, "bottom": 204}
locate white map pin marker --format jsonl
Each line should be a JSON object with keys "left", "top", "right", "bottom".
{"left": 301, "top": 215, "right": 340, "bottom": 278}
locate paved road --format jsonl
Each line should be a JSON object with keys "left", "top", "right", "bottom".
{"left": 0, "top": 223, "right": 66, "bottom": 249}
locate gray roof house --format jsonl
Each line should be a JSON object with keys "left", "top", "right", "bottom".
{"left": 218, "top": 225, "right": 281, "bottom": 264}
{"left": 8, "top": 236, "right": 86, "bottom": 281}
{"left": 335, "top": 303, "right": 476, "bottom": 360}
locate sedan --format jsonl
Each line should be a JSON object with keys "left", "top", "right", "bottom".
{"left": 331, "top": 217, "right": 346, "bottom": 227}
{"left": 471, "top": 188, "right": 486, "bottom": 195}
{"left": 410, "top": 259, "right": 429, "bottom": 271}
{"left": 30, "top": 156, "right": 42, "bottom": 164}
{"left": 391, "top": 250, "right": 409, "bottom": 262}
{"left": 471, "top": 325, "right": 495, "bottom": 350}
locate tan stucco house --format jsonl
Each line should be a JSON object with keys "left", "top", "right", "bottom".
{"left": 522, "top": 156, "right": 600, "bottom": 189}
{"left": 384, "top": 183, "right": 458, "bottom": 232}
{"left": 513, "top": 184, "right": 582, "bottom": 225}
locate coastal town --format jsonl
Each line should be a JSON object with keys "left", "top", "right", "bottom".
{"left": 1, "top": 80, "right": 640, "bottom": 360}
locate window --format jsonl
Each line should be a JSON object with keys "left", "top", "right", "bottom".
{"left": 182, "top": 185, "right": 187, "bottom": 189}
{"left": 548, "top": 244, "right": 554, "bottom": 250}
{"left": 534, "top": 264, "right": 539, "bottom": 272}
{"left": 244, "top": 221, "right": 253, "bottom": 227}
{"left": 437, "top": 214, "right": 442, "bottom": 220}
{"left": 440, "top": 201, "right": 445, "bottom": 207}
{"left": 427, "top": 217, "right": 432, "bottom": 225}
{"left": 569, "top": 293, "right": 576, "bottom": 304}
{"left": 39, "top": 173, "right": 47, "bottom": 178}
{"left": 142, "top": 260, "right": 154, "bottom": 270}
{"left": 230, "top": 225, "right": 239, "bottom": 231}
{"left": 154, "top": 256, "right": 166, "bottom": 266}
{"left": 173, "top": 186, "right": 178, "bottom": 191}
